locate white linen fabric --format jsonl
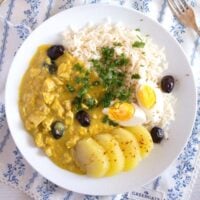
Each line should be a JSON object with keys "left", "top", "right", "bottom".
{"left": 0, "top": 0, "right": 200, "bottom": 199}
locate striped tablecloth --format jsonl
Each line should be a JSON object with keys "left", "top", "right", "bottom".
{"left": 0, "top": 0, "right": 200, "bottom": 199}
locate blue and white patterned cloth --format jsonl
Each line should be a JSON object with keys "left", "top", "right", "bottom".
{"left": 0, "top": 0, "right": 200, "bottom": 199}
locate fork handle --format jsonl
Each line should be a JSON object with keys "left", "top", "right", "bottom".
{"left": 193, "top": 25, "right": 200, "bottom": 36}
{"left": 0, "top": 0, "right": 6, "bottom": 5}
{"left": 195, "top": 29, "right": 200, "bottom": 37}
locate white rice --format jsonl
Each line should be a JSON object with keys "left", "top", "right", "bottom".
{"left": 62, "top": 22, "right": 176, "bottom": 138}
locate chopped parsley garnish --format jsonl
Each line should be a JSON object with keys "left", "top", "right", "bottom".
{"left": 101, "top": 47, "right": 115, "bottom": 61}
{"left": 102, "top": 115, "right": 109, "bottom": 123}
{"left": 75, "top": 76, "right": 89, "bottom": 85}
{"left": 116, "top": 87, "right": 131, "bottom": 101}
{"left": 114, "top": 53, "right": 129, "bottom": 66}
{"left": 66, "top": 84, "right": 75, "bottom": 92}
{"left": 91, "top": 46, "right": 131, "bottom": 107}
{"left": 77, "top": 72, "right": 90, "bottom": 97}
{"left": 71, "top": 68, "right": 98, "bottom": 110}
{"left": 132, "top": 41, "right": 145, "bottom": 48}
{"left": 101, "top": 92, "right": 115, "bottom": 108}
{"left": 71, "top": 45, "right": 133, "bottom": 111}
{"left": 92, "top": 80, "right": 100, "bottom": 86}
{"left": 72, "top": 96, "right": 83, "bottom": 110}
{"left": 135, "top": 28, "right": 140, "bottom": 32}
{"left": 83, "top": 98, "right": 97, "bottom": 109}
{"left": 75, "top": 70, "right": 90, "bottom": 85}
{"left": 77, "top": 86, "right": 88, "bottom": 98}
{"left": 73, "top": 63, "right": 84, "bottom": 72}
{"left": 102, "top": 115, "right": 119, "bottom": 127}
{"left": 131, "top": 74, "right": 141, "bottom": 79}
{"left": 113, "top": 42, "right": 122, "bottom": 46}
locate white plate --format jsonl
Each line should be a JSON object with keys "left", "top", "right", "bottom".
{"left": 5, "top": 4, "right": 197, "bottom": 195}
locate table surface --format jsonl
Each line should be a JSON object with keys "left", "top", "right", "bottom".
{"left": 0, "top": 174, "right": 200, "bottom": 200}
{"left": 0, "top": 1, "right": 200, "bottom": 200}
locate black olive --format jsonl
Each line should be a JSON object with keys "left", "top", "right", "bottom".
{"left": 75, "top": 110, "right": 90, "bottom": 127}
{"left": 51, "top": 121, "right": 65, "bottom": 139}
{"left": 161, "top": 75, "right": 175, "bottom": 93}
{"left": 150, "top": 127, "right": 164, "bottom": 143}
{"left": 47, "top": 45, "right": 65, "bottom": 60}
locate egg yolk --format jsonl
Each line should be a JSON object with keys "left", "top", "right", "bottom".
{"left": 136, "top": 85, "right": 156, "bottom": 109}
{"left": 108, "top": 102, "right": 135, "bottom": 121}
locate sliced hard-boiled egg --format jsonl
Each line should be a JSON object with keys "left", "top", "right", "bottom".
{"left": 107, "top": 102, "right": 134, "bottom": 121}
{"left": 143, "top": 88, "right": 164, "bottom": 124}
{"left": 136, "top": 84, "right": 156, "bottom": 109}
{"left": 102, "top": 102, "right": 146, "bottom": 127}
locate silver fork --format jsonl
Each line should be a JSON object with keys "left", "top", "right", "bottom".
{"left": 0, "top": 0, "right": 6, "bottom": 5}
{"left": 168, "top": 0, "right": 200, "bottom": 36}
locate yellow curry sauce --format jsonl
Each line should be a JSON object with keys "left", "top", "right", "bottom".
{"left": 19, "top": 45, "right": 115, "bottom": 174}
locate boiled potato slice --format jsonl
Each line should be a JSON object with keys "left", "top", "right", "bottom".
{"left": 73, "top": 138, "right": 109, "bottom": 177}
{"left": 94, "top": 134, "right": 125, "bottom": 176}
{"left": 126, "top": 126, "right": 154, "bottom": 158}
{"left": 112, "top": 128, "right": 141, "bottom": 171}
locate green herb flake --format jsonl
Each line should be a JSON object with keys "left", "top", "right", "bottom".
{"left": 102, "top": 115, "right": 118, "bottom": 127}
{"left": 75, "top": 76, "right": 89, "bottom": 85}
{"left": 90, "top": 59, "right": 101, "bottom": 68}
{"left": 72, "top": 96, "right": 82, "bottom": 111}
{"left": 113, "top": 42, "right": 122, "bottom": 46}
{"left": 135, "top": 28, "right": 140, "bottom": 32}
{"left": 90, "top": 46, "right": 133, "bottom": 108}
{"left": 84, "top": 98, "right": 97, "bottom": 109}
{"left": 101, "top": 47, "right": 115, "bottom": 59}
{"left": 73, "top": 63, "right": 84, "bottom": 72}
{"left": 102, "top": 115, "right": 109, "bottom": 123}
{"left": 132, "top": 41, "right": 145, "bottom": 48}
{"left": 92, "top": 80, "right": 100, "bottom": 86}
{"left": 109, "top": 120, "right": 119, "bottom": 127}
{"left": 101, "top": 92, "right": 115, "bottom": 108}
{"left": 77, "top": 86, "right": 88, "bottom": 98}
{"left": 131, "top": 74, "right": 141, "bottom": 79}
{"left": 66, "top": 84, "right": 75, "bottom": 92}
{"left": 75, "top": 76, "right": 81, "bottom": 84}
{"left": 114, "top": 53, "right": 129, "bottom": 66}
{"left": 117, "top": 88, "right": 131, "bottom": 101}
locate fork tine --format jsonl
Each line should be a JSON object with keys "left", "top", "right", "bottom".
{"left": 168, "top": 0, "right": 181, "bottom": 16}
{"left": 175, "top": 0, "right": 186, "bottom": 12}
{"left": 169, "top": 0, "right": 200, "bottom": 36}
{"left": 0, "top": 0, "right": 6, "bottom": 5}
{"left": 173, "top": 0, "right": 186, "bottom": 13}
{"left": 180, "top": 0, "right": 189, "bottom": 9}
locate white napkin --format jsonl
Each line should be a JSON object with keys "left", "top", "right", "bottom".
{"left": 0, "top": 0, "right": 200, "bottom": 199}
